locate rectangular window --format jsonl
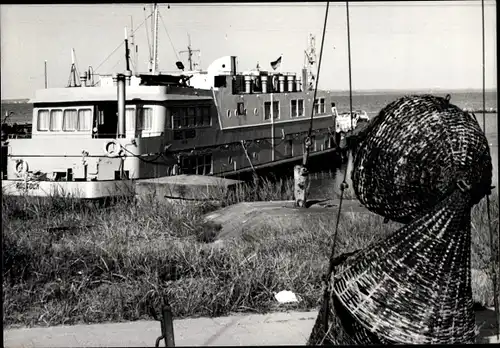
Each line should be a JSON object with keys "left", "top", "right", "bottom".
{"left": 314, "top": 99, "right": 319, "bottom": 115}
{"left": 78, "top": 109, "right": 92, "bottom": 131}
{"left": 236, "top": 102, "right": 245, "bottom": 116}
{"left": 184, "top": 129, "right": 196, "bottom": 139}
{"left": 203, "top": 154, "right": 212, "bottom": 175}
{"left": 291, "top": 100, "right": 297, "bottom": 117}
{"left": 202, "top": 106, "right": 211, "bottom": 126}
{"left": 187, "top": 107, "right": 196, "bottom": 127}
{"left": 264, "top": 101, "right": 280, "bottom": 120}
{"left": 37, "top": 109, "right": 50, "bottom": 131}
{"left": 195, "top": 107, "right": 203, "bottom": 126}
{"left": 172, "top": 108, "right": 181, "bottom": 129}
{"left": 181, "top": 156, "right": 196, "bottom": 175}
{"left": 264, "top": 102, "right": 271, "bottom": 120}
{"left": 138, "top": 107, "right": 153, "bottom": 131}
{"left": 173, "top": 130, "right": 183, "bottom": 140}
{"left": 63, "top": 109, "right": 78, "bottom": 131}
{"left": 285, "top": 139, "right": 293, "bottom": 157}
{"left": 273, "top": 101, "right": 280, "bottom": 119}
{"left": 298, "top": 99, "right": 304, "bottom": 116}
{"left": 49, "top": 109, "right": 63, "bottom": 131}
{"left": 320, "top": 98, "right": 325, "bottom": 114}
{"left": 178, "top": 107, "right": 188, "bottom": 128}
{"left": 173, "top": 106, "right": 211, "bottom": 128}
{"left": 193, "top": 154, "right": 212, "bottom": 175}
{"left": 125, "top": 107, "right": 136, "bottom": 132}
{"left": 98, "top": 110, "right": 105, "bottom": 125}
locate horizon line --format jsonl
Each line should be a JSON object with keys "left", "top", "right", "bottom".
{"left": 1, "top": 88, "right": 497, "bottom": 103}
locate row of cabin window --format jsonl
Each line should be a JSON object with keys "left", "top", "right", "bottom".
{"left": 180, "top": 154, "right": 213, "bottom": 175}
{"left": 172, "top": 106, "right": 212, "bottom": 129}
{"left": 37, "top": 107, "right": 154, "bottom": 132}
{"left": 228, "top": 98, "right": 327, "bottom": 120}
{"left": 37, "top": 109, "right": 93, "bottom": 131}
{"left": 261, "top": 98, "right": 326, "bottom": 120}
{"left": 124, "top": 107, "right": 153, "bottom": 131}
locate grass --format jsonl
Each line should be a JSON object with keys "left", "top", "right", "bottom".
{"left": 2, "top": 177, "right": 499, "bottom": 329}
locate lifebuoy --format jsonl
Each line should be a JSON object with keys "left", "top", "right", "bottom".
{"left": 103, "top": 139, "right": 121, "bottom": 157}
{"left": 15, "top": 159, "right": 28, "bottom": 177}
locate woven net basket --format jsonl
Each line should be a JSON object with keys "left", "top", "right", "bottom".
{"left": 308, "top": 95, "right": 492, "bottom": 345}
{"left": 352, "top": 94, "right": 491, "bottom": 224}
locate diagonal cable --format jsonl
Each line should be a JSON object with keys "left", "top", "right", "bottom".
{"left": 159, "top": 11, "right": 180, "bottom": 61}
{"left": 93, "top": 12, "right": 152, "bottom": 74}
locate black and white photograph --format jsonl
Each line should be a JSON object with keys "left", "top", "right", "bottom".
{"left": 2, "top": 1, "right": 498, "bottom": 346}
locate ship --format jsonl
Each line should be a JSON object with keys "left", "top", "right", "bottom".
{"left": 1, "top": 4, "right": 359, "bottom": 199}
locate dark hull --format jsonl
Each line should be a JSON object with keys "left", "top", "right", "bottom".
{"left": 220, "top": 147, "right": 346, "bottom": 182}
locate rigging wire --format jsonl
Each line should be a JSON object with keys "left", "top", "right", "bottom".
{"left": 305, "top": 2, "right": 329, "bottom": 147}
{"left": 330, "top": 1, "right": 354, "bottom": 262}
{"left": 159, "top": 11, "right": 181, "bottom": 62}
{"left": 320, "top": 1, "right": 352, "bottom": 340}
{"left": 93, "top": 11, "right": 152, "bottom": 74}
{"left": 301, "top": 0, "right": 329, "bottom": 186}
{"left": 144, "top": 6, "right": 153, "bottom": 61}
{"left": 481, "top": 0, "right": 500, "bottom": 339}
{"left": 110, "top": 56, "right": 124, "bottom": 72}
{"left": 73, "top": 49, "right": 82, "bottom": 80}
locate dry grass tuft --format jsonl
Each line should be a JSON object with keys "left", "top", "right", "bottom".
{"left": 2, "top": 181, "right": 498, "bottom": 328}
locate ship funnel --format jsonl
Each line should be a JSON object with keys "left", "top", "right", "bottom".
{"left": 116, "top": 73, "right": 126, "bottom": 138}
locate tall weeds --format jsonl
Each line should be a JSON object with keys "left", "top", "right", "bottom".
{"left": 2, "top": 184, "right": 498, "bottom": 328}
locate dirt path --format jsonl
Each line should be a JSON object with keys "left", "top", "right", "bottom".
{"left": 4, "top": 309, "right": 498, "bottom": 347}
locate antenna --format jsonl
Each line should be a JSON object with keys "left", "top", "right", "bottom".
{"left": 129, "top": 16, "right": 137, "bottom": 72}
{"left": 152, "top": 3, "right": 159, "bottom": 74}
{"left": 179, "top": 33, "right": 200, "bottom": 71}
{"left": 44, "top": 60, "right": 48, "bottom": 89}
{"left": 67, "top": 48, "right": 81, "bottom": 87}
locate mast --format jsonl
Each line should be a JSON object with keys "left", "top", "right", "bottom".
{"left": 179, "top": 33, "right": 200, "bottom": 71}
{"left": 44, "top": 60, "right": 48, "bottom": 89}
{"left": 152, "top": 3, "right": 159, "bottom": 74}
{"left": 124, "top": 27, "right": 131, "bottom": 72}
{"left": 304, "top": 34, "right": 317, "bottom": 91}
{"left": 129, "top": 16, "right": 138, "bottom": 72}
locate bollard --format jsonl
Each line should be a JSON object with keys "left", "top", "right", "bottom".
{"left": 294, "top": 165, "right": 309, "bottom": 207}
{"left": 162, "top": 303, "right": 175, "bottom": 347}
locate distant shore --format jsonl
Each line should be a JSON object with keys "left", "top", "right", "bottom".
{"left": 2, "top": 88, "right": 497, "bottom": 104}
{"left": 0, "top": 99, "right": 30, "bottom": 104}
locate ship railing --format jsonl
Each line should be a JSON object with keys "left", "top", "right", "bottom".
{"left": 91, "top": 131, "right": 165, "bottom": 139}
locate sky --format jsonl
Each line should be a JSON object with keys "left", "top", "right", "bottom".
{"left": 0, "top": 1, "right": 497, "bottom": 100}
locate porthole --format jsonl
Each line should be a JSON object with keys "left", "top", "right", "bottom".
{"left": 253, "top": 108, "right": 258, "bottom": 116}
{"left": 227, "top": 109, "right": 231, "bottom": 118}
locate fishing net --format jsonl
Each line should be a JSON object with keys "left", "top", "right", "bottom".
{"left": 308, "top": 95, "right": 492, "bottom": 344}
